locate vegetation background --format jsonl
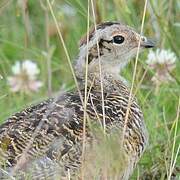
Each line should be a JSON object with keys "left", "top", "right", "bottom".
{"left": 0, "top": 0, "right": 179, "bottom": 179}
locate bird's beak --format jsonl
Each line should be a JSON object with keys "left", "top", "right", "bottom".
{"left": 140, "top": 36, "right": 156, "bottom": 48}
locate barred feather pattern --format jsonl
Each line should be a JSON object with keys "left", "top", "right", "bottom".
{"left": 0, "top": 76, "right": 148, "bottom": 179}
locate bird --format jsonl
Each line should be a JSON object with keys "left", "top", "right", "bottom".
{"left": 0, "top": 21, "right": 155, "bottom": 179}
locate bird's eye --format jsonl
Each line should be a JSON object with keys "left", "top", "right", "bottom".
{"left": 113, "top": 35, "right": 125, "bottom": 44}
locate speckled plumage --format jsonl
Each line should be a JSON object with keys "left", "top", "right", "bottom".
{"left": 0, "top": 22, "right": 154, "bottom": 179}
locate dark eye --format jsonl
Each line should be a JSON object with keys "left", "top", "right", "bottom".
{"left": 113, "top": 35, "right": 125, "bottom": 44}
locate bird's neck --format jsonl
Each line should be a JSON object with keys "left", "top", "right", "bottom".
{"left": 75, "top": 52, "right": 129, "bottom": 89}
{"left": 76, "top": 72, "right": 129, "bottom": 94}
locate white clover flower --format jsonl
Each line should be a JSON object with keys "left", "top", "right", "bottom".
{"left": 146, "top": 49, "right": 177, "bottom": 85}
{"left": 7, "top": 60, "right": 43, "bottom": 93}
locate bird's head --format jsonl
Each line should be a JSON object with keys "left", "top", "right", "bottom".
{"left": 75, "top": 22, "right": 155, "bottom": 80}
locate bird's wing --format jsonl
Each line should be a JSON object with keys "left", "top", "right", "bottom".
{"left": 0, "top": 93, "right": 79, "bottom": 170}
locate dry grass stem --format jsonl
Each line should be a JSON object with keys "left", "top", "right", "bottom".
{"left": 46, "top": 0, "right": 83, "bottom": 104}
{"left": 21, "top": 0, "right": 31, "bottom": 48}
{"left": 81, "top": 0, "right": 90, "bottom": 178}
{"left": 90, "top": 0, "right": 106, "bottom": 134}
{"left": 40, "top": 0, "right": 52, "bottom": 97}
{"left": 39, "top": 0, "right": 53, "bottom": 97}
{"left": 134, "top": 68, "right": 148, "bottom": 97}
{"left": 122, "top": 0, "right": 148, "bottom": 143}
{"left": 167, "top": 97, "right": 180, "bottom": 179}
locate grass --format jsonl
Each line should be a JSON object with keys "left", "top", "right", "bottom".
{"left": 0, "top": 0, "right": 179, "bottom": 179}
